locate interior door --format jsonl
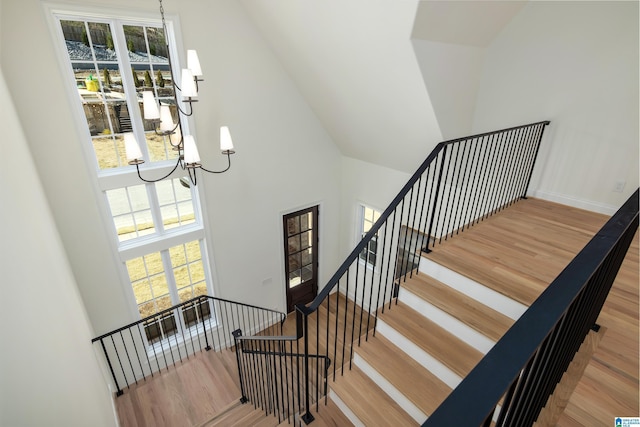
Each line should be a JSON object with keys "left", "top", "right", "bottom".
{"left": 283, "top": 206, "right": 319, "bottom": 313}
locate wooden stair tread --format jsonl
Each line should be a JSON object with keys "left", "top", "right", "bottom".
{"left": 424, "top": 198, "right": 607, "bottom": 307}
{"left": 426, "top": 248, "right": 542, "bottom": 305}
{"left": 355, "top": 334, "right": 451, "bottom": 416}
{"left": 402, "top": 273, "right": 514, "bottom": 341}
{"left": 379, "top": 302, "right": 483, "bottom": 378}
{"left": 331, "top": 366, "right": 418, "bottom": 426}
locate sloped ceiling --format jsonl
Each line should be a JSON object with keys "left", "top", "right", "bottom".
{"left": 411, "top": 1, "right": 527, "bottom": 139}
{"left": 239, "top": 0, "right": 442, "bottom": 173}
{"left": 412, "top": 1, "right": 527, "bottom": 47}
{"left": 239, "top": 0, "right": 526, "bottom": 172}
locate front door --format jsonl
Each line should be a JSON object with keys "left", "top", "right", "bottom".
{"left": 283, "top": 206, "right": 319, "bottom": 313}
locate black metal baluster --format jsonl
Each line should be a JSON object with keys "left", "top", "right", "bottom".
{"left": 474, "top": 133, "right": 497, "bottom": 225}
{"left": 199, "top": 300, "right": 211, "bottom": 351}
{"left": 446, "top": 142, "right": 465, "bottom": 238}
{"left": 174, "top": 309, "right": 187, "bottom": 362}
{"left": 365, "top": 230, "right": 378, "bottom": 341}
{"left": 342, "top": 271, "right": 349, "bottom": 375}
{"left": 381, "top": 210, "right": 397, "bottom": 314}
{"left": 351, "top": 262, "right": 360, "bottom": 362}
{"left": 128, "top": 328, "right": 146, "bottom": 382}
{"left": 119, "top": 331, "right": 137, "bottom": 385}
{"left": 100, "top": 338, "right": 123, "bottom": 396}
{"left": 458, "top": 138, "right": 479, "bottom": 232}
{"left": 110, "top": 335, "right": 129, "bottom": 389}
{"left": 488, "top": 129, "right": 509, "bottom": 217}
{"left": 496, "top": 129, "right": 519, "bottom": 211}
{"left": 333, "top": 278, "right": 340, "bottom": 380}
{"left": 466, "top": 136, "right": 488, "bottom": 226}
{"left": 137, "top": 323, "right": 156, "bottom": 376}
{"left": 521, "top": 122, "right": 550, "bottom": 198}
{"left": 499, "top": 127, "right": 523, "bottom": 209}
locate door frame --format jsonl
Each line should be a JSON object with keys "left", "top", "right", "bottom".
{"left": 279, "top": 202, "right": 323, "bottom": 314}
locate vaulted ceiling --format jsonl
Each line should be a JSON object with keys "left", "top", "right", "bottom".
{"left": 240, "top": 0, "right": 527, "bottom": 173}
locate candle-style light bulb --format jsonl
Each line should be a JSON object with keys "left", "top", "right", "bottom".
{"left": 220, "top": 126, "right": 235, "bottom": 154}
{"left": 124, "top": 132, "right": 144, "bottom": 164}
{"left": 181, "top": 69, "right": 198, "bottom": 98}
{"left": 183, "top": 135, "right": 201, "bottom": 166}
{"left": 159, "top": 105, "right": 174, "bottom": 131}
{"left": 142, "top": 91, "right": 160, "bottom": 120}
{"left": 187, "top": 50, "right": 202, "bottom": 77}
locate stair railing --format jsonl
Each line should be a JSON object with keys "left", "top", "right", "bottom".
{"left": 423, "top": 188, "right": 638, "bottom": 426}
{"left": 91, "top": 295, "right": 286, "bottom": 396}
{"left": 294, "top": 121, "right": 551, "bottom": 423}
{"left": 232, "top": 319, "right": 332, "bottom": 424}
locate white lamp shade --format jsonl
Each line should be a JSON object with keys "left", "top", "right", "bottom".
{"left": 187, "top": 50, "right": 203, "bottom": 77}
{"left": 159, "top": 105, "right": 174, "bottom": 131}
{"left": 170, "top": 125, "right": 182, "bottom": 145}
{"left": 124, "top": 132, "right": 143, "bottom": 162}
{"left": 142, "top": 91, "right": 160, "bottom": 120}
{"left": 181, "top": 69, "right": 198, "bottom": 98}
{"left": 220, "top": 126, "right": 234, "bottom": 152}
{"left": 183, "top": 135, "right": 201, "bottom": 164}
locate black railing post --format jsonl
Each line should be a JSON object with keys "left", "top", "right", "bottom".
{"left": 199, "top": 297, "right": 211, "bottom": 351}
{"left": 297, "top": 304, "right": 315, "bottom": 425}
{"left": 232, "top": 329, "right": 249, "bottom": 404}
{"left": 521, "top": 121, "right": 550, "bottom": 199}
{"left": 100, "top": 338, "right": 123, "bottom": 397}
{"left": 425, "top": 146, "right": 448, "bottom": 253}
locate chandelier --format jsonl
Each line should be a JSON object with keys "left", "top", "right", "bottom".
{"left": 123, "top": 0, "right": 235, "bottom": 186}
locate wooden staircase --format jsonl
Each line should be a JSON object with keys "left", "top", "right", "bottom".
{"left": 315, "top": 199, "right": 608, "bottom": 425}
{"left": 208, "top": 199, "right": 613, "bottom": 426}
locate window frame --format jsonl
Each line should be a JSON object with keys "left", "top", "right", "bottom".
{"left": 357, "top": 204, "right": 382, "bottom": 270}
{"left": 46, "top": 4, "right": 219, "bottom": 343}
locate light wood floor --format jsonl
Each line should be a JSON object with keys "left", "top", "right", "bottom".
{"left": 427, "top": 197, "right": 639, "bottom": 425}
{"left": 114, "top": 197, "right": 638, "bottom": 426}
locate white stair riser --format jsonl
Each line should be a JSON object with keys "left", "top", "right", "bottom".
{"left": 398, "top": 286, "right": 495, "bottom": 354}
{"left": 376, "top": 319, "right": 462, "bottom": 390}
{"left": 353, "top": 353, "right": 427, "bottom": 423}
{"left": 419, "top": 257, "right": 527, "bottom": 320}
{"left": 329, "top": 389, "right": 365, "bottom": 427}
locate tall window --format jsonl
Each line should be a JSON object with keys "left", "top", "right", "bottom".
{"left": 52, "top": 10, "right": 213, "bottom": 343}
{"left": 359, "top": 205, "right": 381, "bottom": 267}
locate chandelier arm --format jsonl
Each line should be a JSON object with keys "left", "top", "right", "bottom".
{"left": 175, "top": 100, "right": 194, "bottom": 117}
{"left": 187, "top": 166, "right": 198, "bottom": 186}
{"left": 135, "top": 158, "right": 182, "bottom": 183}
{"left": 199, "top": 152, "right": 232, "bottom": 174}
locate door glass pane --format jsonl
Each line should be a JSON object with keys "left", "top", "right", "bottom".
{"left": 288, "top": 235, "right": 301, "bottom": 253}
{"left": 287, "top": 217, "right": 300, "bottom": 236}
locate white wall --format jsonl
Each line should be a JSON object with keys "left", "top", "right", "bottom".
{"left": 412, "top": 39, "right": 485, "bottom": 139}
{"left": 240, "top": 0, "right": 443, "bottom": 174}
{"left": 339, "top": 157, "right": 410, "bottom": 256}
{"left": 1, "top": 0, "right": 342, "bottom": 338}
{"left": 473, "top": 1, "right": 639, "bottom": 213}
{"left": 0, "top": 63, "right": 117, "bottom": 425}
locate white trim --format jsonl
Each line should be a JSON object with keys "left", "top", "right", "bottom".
{"left": 329, "top": 390, "right": 365, "bottom": 427}
{"left": 419, "top": 258, "right": 527, "bottom": 321}
{"left": 43, "top": 4, "right": 217, "bottom": 324}
{"left": 353, "top": 353, "right": 427, "bottom": 423}
{"left": 376, "top": 319, "right": 462, "bottom": 390}
{"left": 531, "top": 189, "right": 618, "bottom": 215}
{"left": 397, "top": 286, "right": 495, "bottom": 354}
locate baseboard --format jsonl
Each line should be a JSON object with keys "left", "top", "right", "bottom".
{"left": 531, "top": 190, "right": 618, "bottom": 215}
